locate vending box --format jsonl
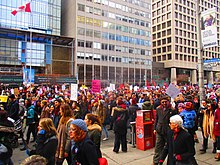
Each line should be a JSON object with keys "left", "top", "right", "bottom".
{"left": 136, "top": 110, "right": 154, "bottom": 151}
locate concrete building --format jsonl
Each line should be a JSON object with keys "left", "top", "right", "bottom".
{"left": 152, "top": 0, "right": 220, "bottom": 85}
{"left": 0, "top": 0, "right": 75, "bottom": 84}
{"left": 61, "top": 0, "right": 152, "bottom": 86}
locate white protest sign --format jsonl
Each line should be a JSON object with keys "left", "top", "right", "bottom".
{"left": 70, "top": 83, "right": 78, "bottom": 101}
{"left": 166, "top": 84, "right": 180, "bottom": 99}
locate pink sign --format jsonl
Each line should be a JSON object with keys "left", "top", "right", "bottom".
{"left": 92, "top": 80, "right": 101, "bottom": 93}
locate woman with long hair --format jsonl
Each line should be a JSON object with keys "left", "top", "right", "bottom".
{"left": 55, "top": 104, "right": 74, "bottom": 165}
{"left": 28, "top": 118, "right": 58, "bottom": 165}
{"left": 85, "top": 113, "right": 102, "bottom": 158}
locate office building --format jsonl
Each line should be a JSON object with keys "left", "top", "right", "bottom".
{"left": 61, "top": 0, "right": 152, "bottom": 86}
{"left": 152, "top": 0, "right": 220, "bottom": 84}
{"left": 0, "top": 0, "right": 75, "bottom": 84}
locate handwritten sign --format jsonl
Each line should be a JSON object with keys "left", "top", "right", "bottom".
{"left": 92, "top": 80, "right": 101, "bottom": 93}
{"left": 166, "top": 84, "right": 180, "bottom": 99}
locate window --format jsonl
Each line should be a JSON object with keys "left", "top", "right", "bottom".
{"left": 86, "top": 29, "right": 93, "bottom": 37}
{"left": 86, "top": 41, "right": 92, "bottom": 48}
{"left": 77, "top": 28, "right": 85, "bottom": 35}
{"left": 94, "top": 31, "right": 101, "bottom": 38}
{"left": 78, "top": 4, "right": 85, "bottom": 11}
{"left": 78, "top": 40, "right": 84, "bottom": 47}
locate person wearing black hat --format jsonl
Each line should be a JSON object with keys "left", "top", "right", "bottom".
{"left": 7, "top": 94, "right": 20, "bottom": 121}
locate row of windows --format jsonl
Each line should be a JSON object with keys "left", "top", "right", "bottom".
{"left": 175, "top": 45, "right": 197, "bottom": 54}
{"left": 175, "top": 29, "right": 196, "bottom": 40}
{"left": 174, "top": 12, "right": 196, "bottom": 24}
{"left": 77, "top": 30, "right": 151, "bottom": 46}
{"left": 154, "top": 54, "right": 205, "bottom": 63}
{"left": 174, "top": 4, "right": 195, "bottom": 16}
{"left": 175, "top": 20, "right": 196, "bottom": 32}
{"left": 78, "top": 27, "right": 150, "bottom": 39}
{"left": 77, "top": 40, "right": 151, "bottom": 56}
{"left": 175, "top": 0, "right": 195, "bottom": 8}
{"left": 80, "top": 2, "right": 150, "bottom": 19}
{"left": 78, "top": 5, "right": 151, "bottom": 28}
{"left": 77, "top": 52, "right": 151, "bottom": 65}
{"left": 87, "top": 0, "right": 151, "bottom": 11}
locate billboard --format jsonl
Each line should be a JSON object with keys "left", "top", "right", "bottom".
{"left": 201, "top": 8, "right": 218, "bottom": 49}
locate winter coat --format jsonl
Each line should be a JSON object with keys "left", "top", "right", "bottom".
{"left": 214, "top": 108, "right": 220, "bottom": 137}
{"left": 73, "top": 136, "right": 99, "bottom": 165}
{"left": 8, "top": 100, "right": 19, "bottom": 121}
{"left": 128, "top": 104, "right": 139, "bottom": 122}
{"left": 160, "top": 129, "right": 195, "bottom": 165}
{"left": 87, "top": 124, "right": 102, "bottom": 158}
{"left": 56, "top": 117, "right": 74, "bottom": 160}
{"left": 154, "top": 105, "right": 177, "bottom": 136}
{"left": 179, "top": 109, "right": 196, "bottom": 129}
{"left": 26, "top": 105, "right": 35, "bottom": 125}
{"left": 113, "top": 106, "right": 129, "bottom": 135}
{"left": 31, "top": 131, "right": 58, "bottom": 165}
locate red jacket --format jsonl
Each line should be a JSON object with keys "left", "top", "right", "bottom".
{"left": 214, "top": 108, "right": 220, "bottom": 136}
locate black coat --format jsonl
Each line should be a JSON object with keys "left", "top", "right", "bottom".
{"left": 31, "top": 132, "right": 58, "bottom": 165}
{"left": 154, "top": 105, "right": 177, "bottom": 136}
{"left": 160, "top": 129, "right": 195, "bottom": 165}
{"left": 113, "top": 107, "right": 129, "bottom": 135}
{"left": 74, "top": 136, "right": 99, "bottom": 165}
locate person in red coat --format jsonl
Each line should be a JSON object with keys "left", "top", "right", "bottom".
{"left": 214, "top": 102, "right": 220, "bottom": 160}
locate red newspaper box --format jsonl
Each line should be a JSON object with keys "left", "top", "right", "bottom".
{"left": 136, "top": 110, "right": 154, "bottom": 151}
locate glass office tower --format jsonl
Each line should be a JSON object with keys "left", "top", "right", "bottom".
{"left": 0, "top": 0, "right": 61, "bottom": 74}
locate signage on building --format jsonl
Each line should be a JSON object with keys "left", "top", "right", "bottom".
{"left": 0, "top": 75, "right": 23, "bottom": 84}
{"left": 35, "top": 76, "right": 77, "bottom": 84}
{"left": 201, "top": 8, "right": 218, "bottom": 49}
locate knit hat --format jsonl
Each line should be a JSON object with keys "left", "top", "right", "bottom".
{"left": 71, "top": 119, "right": 88, "bottom": 132}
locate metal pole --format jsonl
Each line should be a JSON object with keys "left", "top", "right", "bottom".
{"left": 196, "top": 0, "right": 205, "bottom": 105}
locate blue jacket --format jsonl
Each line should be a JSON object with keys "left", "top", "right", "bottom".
{"left": 180, "top": 109, "right": 196, "bottom": 129}
{"left": 26, "top": 105, "right": 35, "bottom": 125}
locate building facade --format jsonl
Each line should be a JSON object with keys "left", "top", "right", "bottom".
{"left": 152, "top": 0, "right": 220, "bottom": 85}
{"left": 0, "top": 0, "right": 75, "bottom": 84}
{"left": 61, "top": 0, "right": 152, "bottom": 86}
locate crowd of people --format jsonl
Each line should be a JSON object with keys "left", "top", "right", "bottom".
{"left": 0, "top": 84, "right": 219, "bottom": 165}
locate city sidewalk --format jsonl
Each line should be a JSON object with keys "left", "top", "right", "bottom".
{"left": 12, "top": 130, "right": 218, "bottom": 165}
{"left": 101, "top": 130, "right": 218, "bottom": 165}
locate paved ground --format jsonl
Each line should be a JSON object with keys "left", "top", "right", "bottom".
{"left": 12, "top": 129, "right": 219, "bottom": 165}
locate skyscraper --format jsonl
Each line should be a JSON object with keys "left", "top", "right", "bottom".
{"left": 152, "top": 0, "right": 220, "bottom": 84}
{"left": 61, "top": 0, "right": 152, "bottom": 86}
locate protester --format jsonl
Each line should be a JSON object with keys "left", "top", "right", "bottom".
{"left": 27, "top": 118, "right": 58, "bottom": 165}
{"left": 153, "top": 96, "right": 177, "bottom": 165}
{"left": 24, "top": 98, "right": 36, "bottom": 147}
{"left": 69, "top": 119, "right": 99, "bottom": 165}
{"left": 56, "top": 104, "right": 74, "bottom": 165}
{"left": 200, "top": 102, "right": 215, "bottom": 154}
{"left": 7, "top": 94, "right": 19, "bottom": 121}
{"left": 0, "top": 110, "right": 14, "bottom": 165}
{"left": 159, "top": 115, "right": 196, "bottom": 165}
{"left": 40, "top": 100, "right": 49, "bottom": 119}
{"left": 213, "top": 101, "right": 220, "bottom": 160}
{"left": 85, "top": 113, "right": 102, "bottom": 158}
{"left": 112, "top": 96, "right": 129, "bottom": 153}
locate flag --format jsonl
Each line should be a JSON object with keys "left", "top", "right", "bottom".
{"left": 11, "top": 2, "right": 31, "bottom": 16}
